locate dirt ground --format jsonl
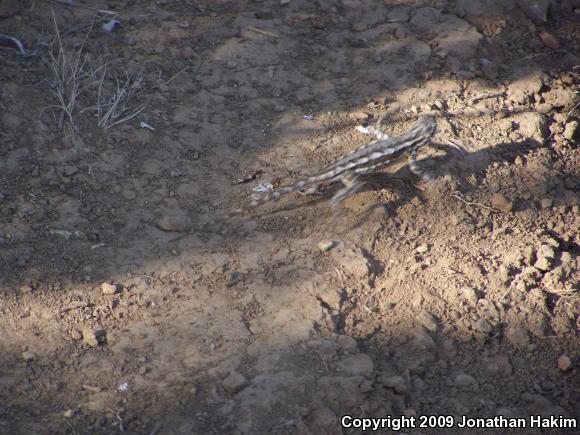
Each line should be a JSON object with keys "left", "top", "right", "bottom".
{"left": 0, "top": 0, "right": 579, "bottom": 434}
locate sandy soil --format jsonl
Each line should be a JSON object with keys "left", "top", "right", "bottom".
{"left": 0, "top": 0, "right": 578, "bottom": 434}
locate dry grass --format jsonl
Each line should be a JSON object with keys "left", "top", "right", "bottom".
{"left": 93, "top": 65, "right": 146, "bottom": 129}
{"left": 46, "top": 11, "right": 93, "bottom": 131}
{"left": 47, "top": 10, "right": 146, "bottom": 132}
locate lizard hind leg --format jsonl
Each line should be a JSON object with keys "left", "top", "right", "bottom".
{"left": 408, "top": 149, "right": 434, "bottom": 183}
{"left": 330, "top": 172, "right": 366, "bottom": 210}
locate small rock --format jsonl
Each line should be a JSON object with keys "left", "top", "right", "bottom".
{"left": 121, "top": 189, "right": 136, "bottom": 200}
{"left": 336, "top": 353, "right": 374, "bottom": 377}
{"left": 456, "top": 70, "right": 476, "bottom": 80}
{"left": 22, "top": 351, "right": 35, "bottom": 362}
{"left": 222, "top": 371, "right": 247, "bottom": 393}
{"left": 318, "top": 240, "right": 335, "bottom": 252}
{"left": 330, "top": 243, "right": 371, "bottom": 278}
{"left": 523, "top": 246, "right": 536, "bottom": 265}
{"left": 514, "top": 112, "right": 549, "bottom": 144}
{"left": 472, "top": 318, "right": 493, "bottom": 335}
{"left": 82, "top": 328, "right": 106, "bottom": 347}
{"left": 155, "top": 210, "right": 192, "bottom": 232}
{"left": 380, "top": 375, "right": 408, "bottom": 395}
{"left": 479, "top": 58, "right": 498, "bottom": 79}
{"left": 540, "top": 198, "right": 553, "bottom": 209}
{"left": 63, "top": 409, "right": 74, "bottom": 418}
{"left": 491, "top": 193, "right": 514, "bottom": 213}
{"left": 225, "top": 271, "right": 244, "bottom": 287}
{"left": 63, "top": 165, "right": 79, "bottom": 176}
{"left": 506, "top": 70, "right": 544, "bottom": 105}
{"left": 539, "top": 31, "right": 560, "bottom": 49}
{"left": 411, "top": 329, "right": 435, "bottom": 351}
{"left": 461, "top": 287, "right": 479, "bottom": 304}
{"left": 19, "top": 285, "right": 33, "bottom": 294}
{"left": 557, "top": 355, "right": 572, "bottom": 372}
{"left": 527, "top": 313, "right": 552, "bottom": 338}
{"left": 415, "top": 244, "right": 429, "bottom": 254}
{"left": 305, "top": 405, "right": 337, "bottom": 432}
{"left": 563, "top": 120, "right": 578, "bottom": 141}
{"left": 101, "top": 282, "right": 118, "bottom": 295}
{"left": 418, "top": 312, "right": 438, "bottom": 332}
{"left": 70, "top": 329, "right": 82, "bottom": 340}
{"left": 349, "top": 111, "right": 371, "bottom": 121}
{"left": 454, "top": 373, "right": 478, "bottom": 390}
{"left": 336, "top": 335, "right": 359, "bottom": 353}
{"left": 534, "top": 244, "right": 556, "bottom": 271}
{"left": 517, "top": 0, "right": 549, "bottom": 24}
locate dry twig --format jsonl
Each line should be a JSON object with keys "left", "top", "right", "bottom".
{"left": 451, "top": 193, "right": 499, "bottom": 212}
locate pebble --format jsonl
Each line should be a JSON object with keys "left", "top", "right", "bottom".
{"left": 412, "top": 329, "right": 435, "bottom": 351}
{"left": 539, "top": 31, "right": 560, "bottom": 49}
{"left": 63, "top": 409, "right": 74, "bottom": 418}
{"left": 461, "top": 287, "right": 479, "bottom": 304}
{"left": 533, "top": 244, "right": 556, "bottom": 271}
{"left": 22, "top": 351, "right": 35, "bottom": 362}
{"left": 557, "top": 355, "right": 572, "bottom": 372}
{"left": 540, "top": 198, "right": 553, "bottom": 209}
{"left": 305, "top": 405, "right": 337, "bottom": 431}
{"left": 70, "top": 329, "right": 82, "bottom": 340}
{"left": 318, "top": 240, "right": 335, "bottom": 252}
{"left": 19, "top": 285, "right": 33, "bottom": 293}
{"left": 491, "top": 193, "right": 514, "bottom": 213}
{"left": 528, "top": 313, "right": 552, "bottom": 338}
{"left": 472, "top": 318, "right": 493, "bottom": 335}
{"left": 517, "top": 0, "right": 549, "bottom": 24}
{"left": 336, "top": 335, "right": 359, "bottom": 353}
{"left": 456, "top": 70, "right": 476, "bottom": 80}
{"left": 454, "top": 373, "right": 478, "bottom": 390}
{"left": 349, "top": 111, "right": 371, "bottom": 120}
{"left": 101, "top": 282, "right": 118, "bottom": 295}
{"left": 82, "top": 328, "right": 106, "bottom": 347}
{"left": 155, "top": 210, "right": 192, "bottom": 232}
{"left": 563, "top": 120, "right": 578, "bottom": 141}
{"left": 336, "top": 353, "right": 374, "bottom": 377}
{"left": 415, "top": 244, "right": 429, "bottom": 254}
{"left": 417, "top": 312, "right": 438, "bottom": 332}
{"left": 380, "top": 375, "right": 408, "bottom": 395}
{"left": 479, "top": 58, "right": 498, "bottom": 79}
{"left": 62, "top": 165, "right": 78, "bottom": 177}
{"left": 515, "top": 112, "right": 549, "bottom": 144}
{"left": 121, "top": 189, "right": 136, "bottom": 200}
{"left": 221, "top": 371, "right": 247, "bottom": 393}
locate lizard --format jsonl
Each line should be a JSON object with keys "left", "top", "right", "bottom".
{"left": 240, "top": 115, "right": 463, "bottom": 215}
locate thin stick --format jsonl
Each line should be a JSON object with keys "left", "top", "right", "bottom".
{"left": 151, "top": 67, "right": 188, "bottom": 89}
{"left": 566, "top": 101, "right": 580, "bottom": 117}
{"left": 468, "top": 91, "right": 505, "bottom": 105}
{"left": 246, "top": 26, "right": 279, "bottom": 38}
{"left": 451, "top": 193, "right": 499, "bottom": 212}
